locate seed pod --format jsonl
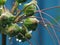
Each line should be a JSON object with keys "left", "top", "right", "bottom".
{"left": 1, "top": 11, "right": 15, "bottom": 25}
{"left": 23, "top": 2, "right": 36, "bottom": 16}
{"left": 23, "top": 16, "right": 38, "bottom": 31}
{"left": 16, "top": 25, "right": 28, "bottom": 41}
{"left": 6, "top": 24, "right": 22, "bottom": 37}
{"left": 0, "top": 0, "right": 7, "bottom": 5}
{"left": 16, "top": 0, "right": 27, "bottom": 3}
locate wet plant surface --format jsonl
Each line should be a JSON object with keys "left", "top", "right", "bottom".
{"left": 0, "top": 0, "right": 60, "bottom": 45}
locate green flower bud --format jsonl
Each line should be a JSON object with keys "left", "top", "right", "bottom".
{"left": 23, "top": 2, "right": 36, "bottom": 16}
{"left": 16, "top": 25, "right": 28, "bottom": 42}
{"left": 0, "top": 0, "right": 7, "bottom": 5}
{"left": 6, "top": 24, "right": 22, "bottom": 37}
{"left": 23, "top": 17, "right": 38, "bottom": 31}
{"left": 1, "top": 11, "right": 15, "bottom": 25}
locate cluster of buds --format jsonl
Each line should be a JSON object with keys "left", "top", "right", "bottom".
{"left": 0, "top": 0, "right": 39, "bottom": 42}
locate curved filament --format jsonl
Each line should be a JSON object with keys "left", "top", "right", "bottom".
{"left": 44, "top": 18, "right": 60, "bottom": 45}
{"left": 41, "top": 11, "right": 60, "bottom": 27}
{"left": 42, "top": 6, "right": 60, "bottom": 11}
{"left": 35, "top": 4, "right": 57, "bottom": 45}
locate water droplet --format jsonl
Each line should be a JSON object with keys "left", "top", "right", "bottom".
{"left": 19, "top": 40, "right": 22, "bottom": 42}
{"left": 16, "top": 38, "right": 19, "bottom": 41}
{"left": 29, "top": 30, "right": 32, "bottom": 34}
{"left": 44, "top": 24, "right": 47, "bottom": 27}
{"left": 20, "top": 22, "right": 23, "bottom": 23}
{"left": 19, "top": 3, "right": 21, "bottom": 5}
{"left": 8, "top": 37, "right": 11, "bottom": 40}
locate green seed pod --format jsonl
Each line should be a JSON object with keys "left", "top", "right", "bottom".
{"left": 23, "top": 2, "right": 36, "bottom": 16}
{"left": 6, "top": 24, "right": 22, "bottom": 37}
{"left": 0, "top": 10, "right": 15, "bottom": 33}
{"left": 0, "top": 15, "right": 8, "bottom": 33}
{"left": 0, "top": 15, "right": 8, "bottom": 28}
{"left": 23, "top": 16, "right": 38, "bottom": 31}
{"left": 1, "top": 11, "right": 15, "bottom": 25}
{"left": 0, "top": 0, "right": 7, "bottom": 5}
{"left": 16, "top": 25, "right": 28, "bottom": 42}
{"left": 16, "top": 0, "right": 27, "bottom": 3}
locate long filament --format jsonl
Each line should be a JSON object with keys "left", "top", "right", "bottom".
{"left": 44, "top": 18, "right": 60, "bottom": 45}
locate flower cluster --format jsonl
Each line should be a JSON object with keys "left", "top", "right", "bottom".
{"left": 0, "top": 0, "right": 39, "bottom": 42}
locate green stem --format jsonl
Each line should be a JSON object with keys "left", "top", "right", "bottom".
{"left": 11, "top": 1, "right": 19, "bottom": 14}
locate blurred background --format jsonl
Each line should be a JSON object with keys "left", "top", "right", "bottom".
{"left": 0, "top": 0, "right": 60, "bottom": 45}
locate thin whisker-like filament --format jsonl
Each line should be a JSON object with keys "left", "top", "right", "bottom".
{"left": 44, "top": 18, "right": 60, "bottom": 45}
{"left": 36, "top": 10, "right": 60, "bottom": 28}
{"left": 35, "top": 4, "right": 46, "bottom": 26}
{"left": 43, "top": 24, "right": 56, "bottom": 45}
{"left": 36, "top": 5, "right": 56, "bottom": 45}
{"left": 29, "top": 16, "right": 60, "bottom": 44}
{"left": 41, "top": 11, "right": 60, "bottom": 26}
{"left": 41, "top": 6, "right": 60, "bottom": 11}
{"left": 29, "top": 16, "right": 60, "bottom": 33}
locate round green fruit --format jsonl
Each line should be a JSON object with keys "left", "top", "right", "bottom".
{"left": 0, "top": 15, "right": 9, "bottom": 28}
{"left": 23, "top": 17, "right": 38, "bottom": 31}
{"left": 6, "top": 24, "right": 22, "bottom": 37}
{"left": 1, "top": 12, "right": 15, "bottom": 25}
{"left": 23, "top": 3, "right": 36, "bottom": 16}
{"left": 16, "top": 0, "right": 27, "bottom": 3}
{"left": 0, "top": 0, "right": 7, "bottom": 5}
{"left": 16, "top": 25, "right": 29, "bottom": 42}
{"left": 0, "top": 15, "right": 14, "bottom": 29}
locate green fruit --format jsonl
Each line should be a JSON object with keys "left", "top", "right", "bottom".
{"left": 0, "top": 15, "right": 15, "bottom": 29}
{"left": 0, "top": 16, "right": 8, "bottom": 28}
{"left": 0, "top": 0, "right": 7, "bottom": 5}
{"left": 16, "top": 25, "right": 28, "bottom": 42}
{"left": 7, "top": 24, "right": 22, "bottom": 37}
{"left": 25, "top": 32, "right": 32, "bottom": 39}
{"left": 24, "top": 17, "right": 38, "bottom": 31}
{"left": 0, "top": 16, "right": 8, "bottom": 33}
{"left": 1, "top": 12, "right": 15, "bottom": 25}
{"left": 0, "top": 11, "right": 15, "bottom": 33}
{"left": 16, "top": 0, "right": 27, "bottom": 3}
{"left": 23, "top": 3, "right": 36, "bottom": 16}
